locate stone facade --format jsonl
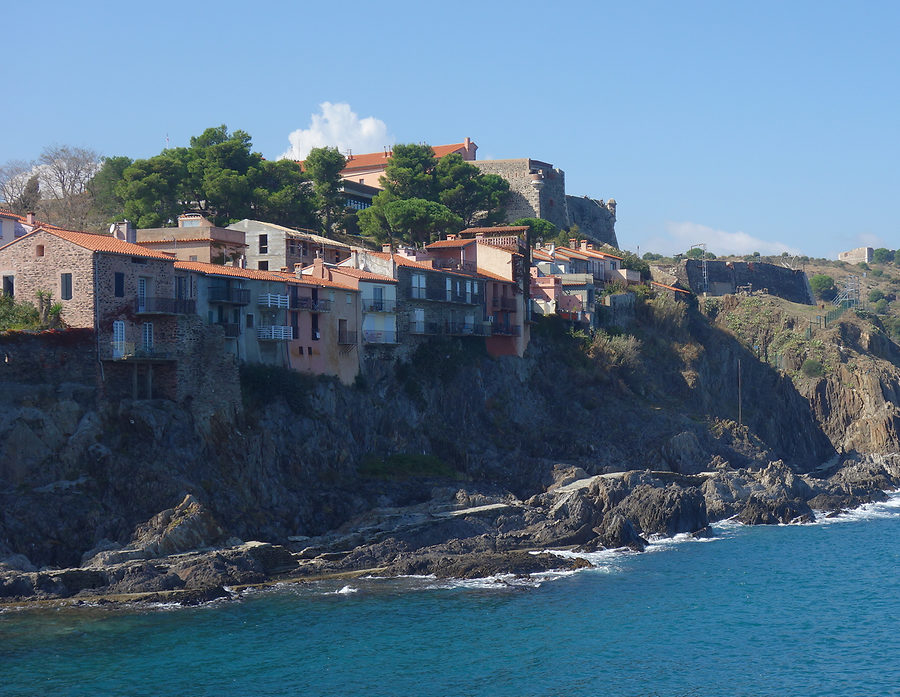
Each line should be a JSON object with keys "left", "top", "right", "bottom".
{"left": 228, "top": 219, "right": 351, "bottom": 272}
{"left": 667, "top": 260, "right": 814, "bottom": 305}
{"left": 473, "top": 159, "right": 618, "bottom": 248}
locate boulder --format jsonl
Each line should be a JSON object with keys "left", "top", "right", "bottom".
{"left": 612, "top": 483, "right": 709, "bottom": 537}
{"left": 130, "top": 494, "right": 229, "bottom": 558}
{"left": 737, "top": 495, "right": 814, "bottom": 525}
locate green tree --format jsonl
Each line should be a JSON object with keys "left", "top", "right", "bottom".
{"left": 13, "top": 174, "right": 41, "bottom": 215}
{"left": 809, "top": 274, "right": 836, "bottom": 301}
{"left": 868, "top": 288, "right": 885, "bottom": 303}
{"left": 117, "top": 125, "right": 315, "bottom": 229}
{"left": 88, "top": 156, "right": 133, "bottom": 220}
{"left": 872, "top": 248, "right": 895, "bottom": 265}
{"left": 383, "top": 198, "right": 462, "bottom": 247}
{"left": 436, "top": 153, "right": 508, "bottom": 227}
{"left": 514, "top": 217, "right": 558, "bottom": 242}
{"left": 642, "top": 252, "right": 664, "bottom": 261}
{"left": 361, "top": 143, "right": 510, "bottom": 243}
{"left": 303, "top": 146, "right": 346, "bottom": 234}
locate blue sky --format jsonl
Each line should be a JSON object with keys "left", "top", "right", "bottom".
{"left": 4, "top": 0, "right": 898, "bottom": 259}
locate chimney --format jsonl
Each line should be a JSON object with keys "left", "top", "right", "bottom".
{"left": 580, "top": 240, "right": 588, "bottom": 251}
{"left": 549, "top": 243, "right": 556, "bottom": 257}
{"left": 475, "top": 232, "right": 485, "bottom": 241}
{"left": 26, "top": 212, "right": 35, "bottom": 225}
{"left": 351, "top": 249, "right": 359, "bottom": 269}
{"left": 569, "top": 238, "right": 578, "bottom": 249}
{"left": 446, "top": 234, "right": 456, "bottom": 241}
{"left": 313, "top": 257, "right": 325, "bottom": 277}
{"left": 587, "top": 243, "right": 594, "bottom": 250}
{"left": 382, "top": 244, "right": 392, "bottom": 254}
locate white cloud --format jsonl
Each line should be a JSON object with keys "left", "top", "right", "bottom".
{"left": 641, "top": 221, "right": 802, "bottom": 258}
{"left": 279, "top": 102, "right": 394, "bottom": 160}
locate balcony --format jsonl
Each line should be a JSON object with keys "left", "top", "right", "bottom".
{"left": 363, "top": 329, "right": 399, "bottom": 344}
{"left": 291, "top": 297, "right": 332, "bottom": 312}
{"left": 106, "top": 342, "right": 175, "bottom": 361}
{"left": 492, "top": 296, "right": 517, "bottom": 312}
{"left": 409, "top": 321, "right": 441, "bottom": 335}
{"left": 215, "top": 322, "right": 240, "bottom": 338}
{"left": 257, "top": 325, "right": 293, "bottom": 341}
{"left": 135, "top": 297, "right": 197, "bottom": 315}
{"left": 408, "top": 288, "right": 481, "bottom": 305}
{"left": 258, "top": 293, "right": 289, "bottom": 309}
{"left": 445, "top": 322, "right": 489, "bottom": 337}
{"left": 338, "top": 329, "right": 358, "bottom": 345}
{"left": 362, "top": 298, "right": 397, "bottom": 313}
{"left": 208, "top": 287, "right": 251, "bottom": 305}
{"left": 491, "top": 324, "right": 522, "bottom": 337}
{"left": 432, "top": 258, "right": 477, "bottom": 273}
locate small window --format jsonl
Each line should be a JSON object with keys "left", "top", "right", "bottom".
{"left": 131, "top": 257, "right": 147, "bottom": 265}
{"left": 142, "top": 322, "right": 154, "bottom": 348}
{"left": 346, "top": 293, "right": 351, "bottom": 304}
{"left": 307, "top": 346, "right": 312, "bottom": 355}
{"left": 548, "top": 199, "right": 554, "bottom": 207}
{"left": 329, "top": 290, "right": 335, "bottom": 302}
{"left": 311, "top": 313, "right": 319, "bottom": 340}
{"left": 259, "top": 234, "right": 268, "bottom": 254}
{"left": 246, "top": 314, "right": 254, "bottom": 328}
{"left": 258, "top": 261, "right": 269, "bottom": 271}
{"left": 189, "top": 255, "right": 198, "bottom": 262}
{"left": 114, "top": 272, "right": 125, "bottom": 297}
{"left": 35, "top": 245, "right": 45, "bottom": 257}
{"left": 2, "top": 275, "right": 14, "bottom": 298}
{"left": 61, "top": 273, "right": 73, "bottom": 300}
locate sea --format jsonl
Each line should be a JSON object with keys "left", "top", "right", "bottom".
{"left": 3, "top": 493, "right": 900, "bottom": 697}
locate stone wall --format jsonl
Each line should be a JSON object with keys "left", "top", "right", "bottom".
{"left": 474, "top": 159, "right": 617, "bottom": 248}
{"left": 566, "top": 196, "right": 618, "bottom": 248}
{"left": 0, "top": 329, "right": 98, "bottom": 390}
{"left": 671, "top": 260, "right": 813, "bottom": 305}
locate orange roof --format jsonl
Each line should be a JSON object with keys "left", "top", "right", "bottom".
{"left": 475, "top": 268, "right": 514, "bottom": 283}
{"left": 330, "top": 266, "right": 398, "bottom": 283}
{"left": 301, "top": 142, "right": 472, "bottom": 174}
{"left": 16, "top": 227, "right": 176, "bottom": 260}
{"left": 426, "top": 238, "right": 477, "bottom": 249}
{"left": 138, "top": 238, "right": 248, "bottom": 246}
{"left": 532, "top": 249, "right": 555, "bottom": 261}
{"left": 650, "top": 281, "right": 690, "bottom": 294}
{"left": 175, "top": 261, "right": 301, "bottom": 283}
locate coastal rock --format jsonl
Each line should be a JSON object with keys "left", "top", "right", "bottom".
{"left": 611, "top": 483, "right": 709, "bottom": 537}
{"left": 580, "top": 514, "right": 647, "bottom": 552}
{"left": 130, "top": 494, "right": 229, "bottom": 558}
{"left": 737, "top": 495, "right": 814, "bottom": 525}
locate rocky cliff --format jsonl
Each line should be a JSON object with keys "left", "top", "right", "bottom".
{"left": 1, "top": 295, "right": 896, "bottom": 582}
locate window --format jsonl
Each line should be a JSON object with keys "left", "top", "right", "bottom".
{"left": 35, "top": 245, "right": 45, "bottom": 257}
{"left": 412, "top": 274, "right": 426, "bottom": 299}
{"left": 175, "top": 276, "right": 187, "bottom": 300}
{"left": 307, "top": 346, "right": 313, "bottom": 356}
{"left": 346, "top": 292, "right": 351, "bottom": 304}
{"left": 246, "top": 314, "right": 254, "bottom": 328}
{"left": 2, "top": 275, "right": 14, "bottom": 298}
{"left": 258, "top": 261, "right": 269, "bottom": 271}
{"left": 142, "top": 322, "right": 154, "bottom": 349}
{"left": 329, "top": 290, "right": 335, "bottom": 303}
{"left": 114, "top": 272, "right": 125, "bottom": 297}
{"left": 112, "top": 320, "right": 126, "bottom": 358}
{"left": 60, "top": 273, "right": 73, "bottom": 300}
{"left": 131, "top": 257, "right": 147, "bottom": 265}
{"left": 446, "top": 277, "right": 452, "bottom": 301}
{"left": 189, "top": 255, "right": 198, "bottom": 262}
{"left": 311, "top": 313, "right": 319, "bottom": 340}
{"left": 259, "top": 234, "right": 268, "bottom": 254}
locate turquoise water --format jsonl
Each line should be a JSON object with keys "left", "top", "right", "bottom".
{"left": 3, "top": 495, "right": 900, "bottom": 697}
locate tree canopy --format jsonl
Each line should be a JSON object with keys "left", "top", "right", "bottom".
{"left": 115, "top": 125, "right": 318, "bottom": 229}
{"left": 304, "top": 146, "right": 347, "bottom": 234}
{"left": 809, "top": 274, "right": 836, "bottom": 301}
{"left": 359, "top": 143, "right": 509, "bottom": 245}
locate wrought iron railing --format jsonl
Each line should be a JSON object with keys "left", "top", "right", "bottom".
{"left": 208, "top": 287, "right": 251, "bottom": 305}
{"left": 135, "top": 297, "right": 197, "bottom": 314}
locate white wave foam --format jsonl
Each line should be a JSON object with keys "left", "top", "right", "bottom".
{"left": 813, "top": 490, "right": 900, "bottom": 526}
{"left": 333, "top": 585, "right": 358, "bottom": 595}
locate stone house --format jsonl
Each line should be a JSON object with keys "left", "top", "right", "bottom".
{"left": 0, "top": 226, "right": 201, "bottom": 400}
{"left": 227, "top": 219, "right": 351, "bottom": 272}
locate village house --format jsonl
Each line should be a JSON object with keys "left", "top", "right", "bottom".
{"left": 303, "top": 256, "right": 400, "bottom": 348}
{"left": 136, "top": 214, "right": 247, "bottom": 265}
{"left": 0, "top": 225, "right": 204, "bottom": 400}
{"left": 227, "top": 219, "right": 351, "bottom": 272}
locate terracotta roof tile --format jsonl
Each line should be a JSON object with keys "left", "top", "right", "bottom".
{"left": 327, "top": 142, "right": 471, "bottom": 174}
{"left": 330, "top": 266, "right": 398, "bottom": 283}
{"left": 29, "top": 228, "right": 176, "bottom": 260}
{"left": 425, "top": 238, "right": 477, "bottom": 249}
{"left": 461, "top": 226, "right": 530, "bottom": 236}
{"left": 175, "top": 261, "right": 300, "bottom": 282}
{"left": 475, "top": 269, "right": 515, "bottom": 283}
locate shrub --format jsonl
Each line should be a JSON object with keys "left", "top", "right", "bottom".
{"left": 809, "top": 274, "right": 836, "bottom": 301}
{"left": 868, "top": 288, "right": 885, "bottom": 303}
{"left": 0, "top": 293, "right": 41, "bottom": 331}
{"left": 801, "top": 359, "right": 825, "bottom": 378}
{"left": 588, "top": 330, "right": 642, "bottom": 370}
{"left": 875, "top": 298, "right": 889, "bottom": 314}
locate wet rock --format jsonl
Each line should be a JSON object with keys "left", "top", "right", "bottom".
{"left": 737, "top": 495, "right": 814, "bottom": 525}
{"left": 612, "top": 484, "right": 709, "bottom": 537}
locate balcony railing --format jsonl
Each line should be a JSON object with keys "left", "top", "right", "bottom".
{"left": 445, "top": 322, "right": 489, "bottom": 337}
{"left": 258, "top": 293, "right": 289, "bottom": 308}
{"left": 257, "top": 325, "right": 293, "bottom": 341}
{"left": 491, "top": 324, "right": 522, "bottom": 337}
{"left": 215, "top": 322, "right": 240, "bottom": 338}
{"left": 492, "top": 296, "right": 517, "bottom": 312}
{"left": 432, "top": 258, "right": 477, "bottom": 273}
{"left": 291, "top": 297, "right": 332, "bottom": 312}
{"left": 363, "top": 330, "right": 399, "bottom": 344}
{"left": 408, "top": 288, "right": 481, "bottom": 305}
{"left": 409, "top": 321, "right": 441, "bottom": 335}
{"left": 107, "top": 342, "right": 174, "bottom": 360}
{"left": 338, "top": 329, "right": 358, "bottom": 345}
{"left": 208, "top": 287, "right": 251, "bottom": 305}
{"left": 362, "top": 298, "right": 397, "bottom": 313}
{"left": 135, "top": 297, "right": 197, "bottom": 315}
